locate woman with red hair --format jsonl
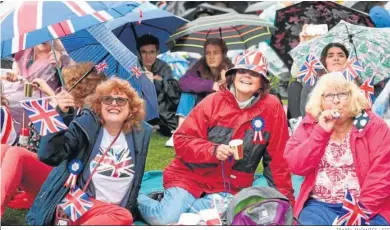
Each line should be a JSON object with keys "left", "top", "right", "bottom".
{"left": 26, "top": 78, "right": 152, "bottom": 226}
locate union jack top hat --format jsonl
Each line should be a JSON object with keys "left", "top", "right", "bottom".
{"left": 226, "top": 50, "right": 269, "bottom": 81}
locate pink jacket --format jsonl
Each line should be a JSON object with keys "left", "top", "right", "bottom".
{"left": 284, "top": 110, "right": 390, "bottom": 223}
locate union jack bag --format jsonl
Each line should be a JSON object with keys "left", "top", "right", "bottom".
{"left": 55, "top": 131, "right": 121, "bottom": 225}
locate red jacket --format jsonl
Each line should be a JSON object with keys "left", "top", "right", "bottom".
{"left": 164, "top": 90, "right": 295, "bottom": 205}
{"left": 284, "top": 110, "right": 390, "bottom": 223}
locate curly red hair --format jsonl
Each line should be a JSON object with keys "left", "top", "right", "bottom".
{"left": 62, "top": 62, "right": 106, "bottom": 106}
{"left": 85, "top": 77, "right": 145, "bottom": 133}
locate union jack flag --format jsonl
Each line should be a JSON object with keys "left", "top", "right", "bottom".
{"left": 59, "top": 187, "right": 94, "bottom": 222}
{"left": 20, "top": 98, "right": 67, "bottom": 136}
{"left": 131, "top": 65, "right": 143, "bottom": 79}
{"left": 360, "top": 76, "right": 375, "bottom": 106}
{"left": 333, "top": 189, "right": 372, "bottom": 226}
{"left": 343, "top": 57, "right": 364, "bottom": 82}
{"left": 137, "top": 9, "right": 143, "bottom": 25}
{"left": 298, "top": 53, "right": 324, "bottom": 87}
{"left": 95, "top": 60, "right": 108, "bottom": 74}
{"left": 93, "top": 148, "right": 134, "bottom": 178}
{"left": 0, "top": 106, "right": 17, "bottom": 145}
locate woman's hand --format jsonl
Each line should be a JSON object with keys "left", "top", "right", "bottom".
{"left": 4, "top": 72, "right": 19, "bottom": 82}
{"left": 299, "top": 24, "right": 320, "bottom": 43}
{"left": 55, "top": 90, "right": 75, "bottom": 113}
{"left": 31, "top": 78, "right": 55, "bottom": 96}
{"left": 215, "top": 144, "right": 234, "bottom": 161}
{"left": 318, "top": 109, "right": 340, "bottom": 132}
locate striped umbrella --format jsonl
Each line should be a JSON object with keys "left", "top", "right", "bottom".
{"left": 0, "top": 1, "right": 139, "bottom": 57}
{"left": 166, "top": 13, "right": 275, "bottom": 54}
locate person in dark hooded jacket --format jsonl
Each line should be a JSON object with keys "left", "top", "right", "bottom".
{"left": 138, "top": 34, "right": 180, "bottom": 137}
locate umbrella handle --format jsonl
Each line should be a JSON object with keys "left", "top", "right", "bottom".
{"left": 50, "top": 40, "right": 65, "bottom": 88}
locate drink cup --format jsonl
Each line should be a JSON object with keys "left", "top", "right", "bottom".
{"left": 199, "top": 208, "right": 222, "bottom": 226}
{"left": 229, "top": 139, "right": 244, "bottom": 160}
{"left": 177, "top": 213, "right": 201, "bottom": 225}
{"left": 24, "top": 82, "right": 33, "bottom": 97}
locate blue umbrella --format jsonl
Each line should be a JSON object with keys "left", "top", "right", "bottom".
{"left": 0, "top": 1, "right": 140, "bottom": 57}
{"left": 61, "top": 22, "right": 159, "bottom": 121}
{"left": 60, "top": 2, "right": 187, "bottom": 121}
{"left": 105, "top": 2, "right": 188, "bottom": 55}
{"left": 157, "top": 52, "right": 190, "bottom": 80}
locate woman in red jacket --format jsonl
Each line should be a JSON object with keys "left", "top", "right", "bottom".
{"left": 285, "top": 72, "right": 390, "bottom": 225}
{"left": 138, "top": 50, "right": 295, "bottom": 225}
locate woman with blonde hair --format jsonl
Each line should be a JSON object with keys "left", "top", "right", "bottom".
{"left": 0, "top": 62, "right": 106, "bottom": 217}
{"left": 285, "top": 72, "right": 390, "bottom": 225}
{"left": 26, "top": 78, "right": 152, "bottom": 226}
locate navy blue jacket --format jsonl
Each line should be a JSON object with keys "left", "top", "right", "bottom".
{"left": 26, "top": 108, "right": 152, "bottom": 225}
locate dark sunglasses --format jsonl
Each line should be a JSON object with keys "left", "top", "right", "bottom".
{"left": 236, "top": 69, "right": 262, "bottom": 78}
{"left": 101, "top": 96, "right": 129, "bottom": 106}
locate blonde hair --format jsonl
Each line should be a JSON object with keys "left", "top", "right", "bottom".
{"left": 305, "top": 72, "right": 370, "bottom": 119}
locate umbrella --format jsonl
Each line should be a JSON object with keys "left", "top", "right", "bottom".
{"left": 289, "top": 20, "right": 390, "bottom": 85}
{"left": 373, "top": 78, "right": 390, "bottom": 120}
{"left": 106, "top": 2, "right": 188, "bottom": 55}
{"left": 157, "top": 52, "right": 190, "bottom": 80}
{"left": 0, "top": 1, "right": 140, "bottom": 57}
{"left": 166, "top": 13, "right": 275, "bottom": 54}
{"left": 245, "top": 2, "right": 276, "bottom": 14}
{"left": 270, "top": 1, "right": 375, "bottom": 68}
{"left": 180, "top": 3, "right": 236, "bottom": 21}
{"left": 61, "top": 22, "right": 158, "bottom": 121}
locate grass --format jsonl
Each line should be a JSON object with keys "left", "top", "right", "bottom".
{"left": 2, "top": 131, "right": 264, "bottom": 225}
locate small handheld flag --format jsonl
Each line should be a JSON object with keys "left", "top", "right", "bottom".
{"left": 298, "top": 53, "right": 324, "bottom": 87}
{"left": 20, "top": 98, "right": 67, "bottom": 136}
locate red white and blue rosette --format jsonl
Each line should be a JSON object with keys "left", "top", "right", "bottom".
{"left": 252, "top": 117, "right": 265, "bottom": 144}
{"left": 64, "top": 159, "right": 83, "bottom": 190}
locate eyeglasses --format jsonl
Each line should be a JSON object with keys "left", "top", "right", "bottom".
{"left": 322, "top": 92, "right": 350, "bottom": 102}
{"left": 101, "top": 96, "right": 129, "bottom": 106}
{"left": 236, "top": 69, "right": 262, "bottom": 78}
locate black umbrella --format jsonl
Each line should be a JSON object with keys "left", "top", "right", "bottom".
{"left": 167, "top": 13, "right": 275, "bottom": 54}
{"left": 245, "top": 1, "right": 275, "bottom": 13}
{"left": 180, "top": 3, "right": 236, "bottom": 21}
{"left": 270, "top": 1, "right": 375, "bottom": 68}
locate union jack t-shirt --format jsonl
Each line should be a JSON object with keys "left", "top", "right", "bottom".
{"left": 90, "top": 128, "right": 135, "bottom": 205}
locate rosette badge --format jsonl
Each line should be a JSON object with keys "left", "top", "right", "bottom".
{"left": 64, "top": 159, "right": 83, "bottom": 189}
{"left": 252, "top": 117, "right": 265, "bottom": 144}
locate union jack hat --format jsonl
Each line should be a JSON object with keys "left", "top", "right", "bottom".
{"left": 226, "top": 50, "right": 269, "bottom": 81}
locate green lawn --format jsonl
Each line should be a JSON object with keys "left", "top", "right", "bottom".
{"left": 2, "top": 132, "right": 263, "bottom": 225}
